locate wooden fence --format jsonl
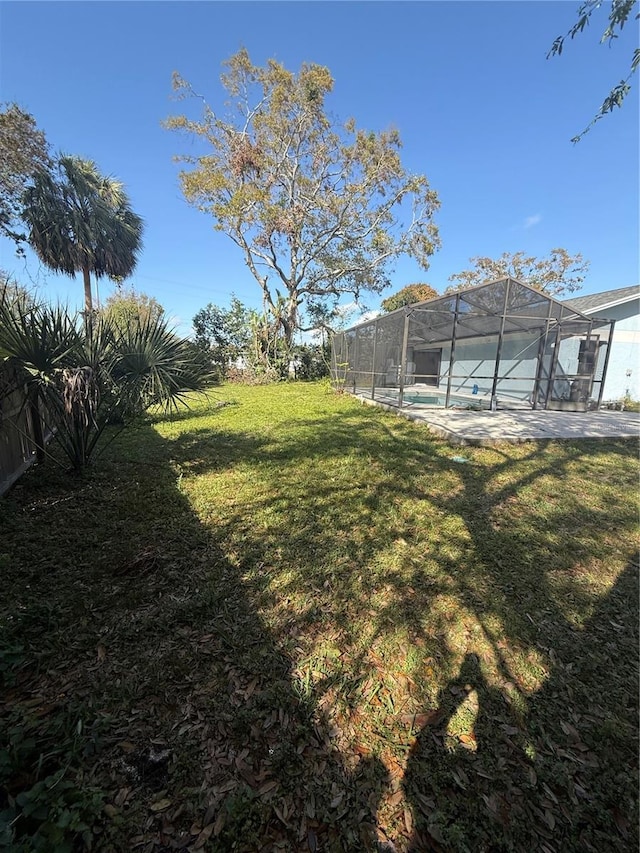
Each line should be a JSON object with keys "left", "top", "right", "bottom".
{"left": 0, "top": 364, "right": 50, "bottom": 496}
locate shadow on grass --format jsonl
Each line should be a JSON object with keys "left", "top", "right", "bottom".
{"left": 165, "top": 406, "right": 638, "bottom": 851}
{"left": 1, "top": 392, "right": 637, "bottom": 852}
{"left": 1, "top": 422, "right": 390, "bottom": 852}
{"left": 404, "top": 559, "right": 639, "bottom": 851}
{"left": 405, "top": 436, "right": 638, "bottom": 849}
{"left": 165, "top": 404, "right": 638, "bottom": 849}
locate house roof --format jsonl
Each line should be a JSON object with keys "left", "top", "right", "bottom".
{"left": 563, "top": 284, "right": 640, "bottom": 316}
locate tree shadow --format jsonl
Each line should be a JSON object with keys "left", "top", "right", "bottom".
{"left": 393, "top": 431, "right": 638, "bottom": 851}
{"left": 155, "top": 404, "right": 638, "bottom": 851}
{"left": 2, "top": 393, "right": 637, "bottom": 852}
{"left": 1, "top": 421, "right": 392, "bottom": 852}
{"left": 403, "top": 560, "right": 638, "bottom": 852}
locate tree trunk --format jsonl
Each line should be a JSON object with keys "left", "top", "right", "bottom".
{"left": 28, "top": 392, "right": 45, "bottom": 463}
{"left": 283, "top": 295, "right": 299, "bottom": 351}
{"left": 82, "top": 266, "right": 93, "bottom": 314}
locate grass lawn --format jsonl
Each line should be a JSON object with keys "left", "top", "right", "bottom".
{"left": 1, "top": 381, "right": 638, "bottom": 852}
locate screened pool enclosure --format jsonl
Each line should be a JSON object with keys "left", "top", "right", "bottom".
{"left": 331, "top": 278, "right": 614, "bottom": 412}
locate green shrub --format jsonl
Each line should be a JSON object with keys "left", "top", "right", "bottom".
{"left": 0, "top": 708, "right": 105, "bottom": 851}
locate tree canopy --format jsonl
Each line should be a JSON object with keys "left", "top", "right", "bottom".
{"left": 166, "top": 49, "right": 440, "bottom": 356}
{"left": 447, "top": 249, "right": 589, "bottom": 297}
{"left": 192, "top": 296, "right": 255, "bottom": 376}
{"left": 548, "top": 0, "right": 639, "bottom": 142}
{"left": 381, "top": 283, "right": 439, "bottom": 312}
{"left": 22, "top": 156, "right": 144, "bottom": 314}
{"left": 101, "top": 286, "right": 165, "bottom": 329}
{"left": 0, "top": 103, "right": 51, "bottom": 246}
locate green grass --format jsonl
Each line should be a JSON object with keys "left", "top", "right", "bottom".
{"left": 1, "top": 381, "right": 638, "bottom": 852}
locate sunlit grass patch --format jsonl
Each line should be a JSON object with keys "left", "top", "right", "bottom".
{"left": 1, "top": 382, "right": 638, "bottom": 852}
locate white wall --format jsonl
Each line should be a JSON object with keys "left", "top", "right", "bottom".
{"left": 409, "top": 331, "right": 542, "bottom": 402}
{"left": 592, "top": 300, "right": 640, "bottom": 401}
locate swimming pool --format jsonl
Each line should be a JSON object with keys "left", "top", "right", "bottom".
{"left": 404, "top": 394, "right": 443, "bottom": 405}
{"left": 403, "top": 392, "right": 485, "bottom": 408}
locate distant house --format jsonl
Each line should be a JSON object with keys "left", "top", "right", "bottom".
{"left": 564, "top": 285, "right": 640, "bottom": 402}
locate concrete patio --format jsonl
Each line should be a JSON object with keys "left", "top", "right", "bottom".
{"left": 359, "top": 397, "right": 640, "bottom": 445}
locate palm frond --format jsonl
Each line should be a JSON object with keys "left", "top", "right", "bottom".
{"left": 0, "top": 299, "right": 82, "bottom": 376}
{"left": 110, "top": 314, "right": 214, "bottom": 417}
{"left": 1, "top": 302, "right": 213, "bottom": 470}
{"left": 21, "top": 154, "right": 144, "bottom": 308}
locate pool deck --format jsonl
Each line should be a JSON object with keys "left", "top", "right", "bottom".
{"left": 357, "top": 396, "right": 640, "bottom": 445}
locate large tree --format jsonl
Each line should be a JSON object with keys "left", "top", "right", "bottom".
{"left": 447, "top": 249, "right": 589, "bottom": 297}
{"left": 548, "top": 0, "right": 639, "bottom": 142}
{"left": 22, "top": 156, "right": 144, "bottom": 314}
{"left": 166, "top": 49, "right": 440, "bottom": 354}
{"left": 381, "top": 282, "right": 439, "bottom": 312}
{"left": 0, "top": 103, "right": 51, "bottom": 245}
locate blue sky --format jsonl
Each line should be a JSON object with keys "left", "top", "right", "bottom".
{"left": 0, "top": 1, "right": 638, "bottom": 337}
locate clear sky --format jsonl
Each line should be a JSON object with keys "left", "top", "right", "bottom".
{"left": 0, "top": 1, "right": 638, "bottom": 337}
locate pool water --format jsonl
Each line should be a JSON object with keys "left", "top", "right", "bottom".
{"left": 404, "top": 392, "right": 485, "bottom": 408}
{"left": 405, "top": 394, "right": 442, "bottom": 404}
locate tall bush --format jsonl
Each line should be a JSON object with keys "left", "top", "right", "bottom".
{"left": 0, "top": 299, "right": 213, "bottom": 471}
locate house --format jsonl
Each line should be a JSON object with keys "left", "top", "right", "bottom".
{"left": 563, "top": 285, "right": 640, "bottom": 403}
{"left": 331, "top": 278, "right": 616, "bottom": 412}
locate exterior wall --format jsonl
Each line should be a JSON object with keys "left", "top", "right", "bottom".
{"left": 408, "top": 328, "right": 605, "bottom": 406}
{"left": 592, "top": 300, "right": 640, "bottom": 401}
{"left": 408, "top": 331, "right": 542, "bottom": 403}
{"left": 440, "top": 334, "right": 540, "bottom": 402}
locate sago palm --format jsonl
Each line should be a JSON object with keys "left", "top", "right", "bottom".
{"left": 22, "top": 156, "right": 143, "bottom": 314}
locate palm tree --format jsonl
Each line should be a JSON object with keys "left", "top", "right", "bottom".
{"left": 0, "top": 299, "right": 214, "bottom": 470}
{"left": 22, "top": 156, "right": 143, "bottom": 314}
